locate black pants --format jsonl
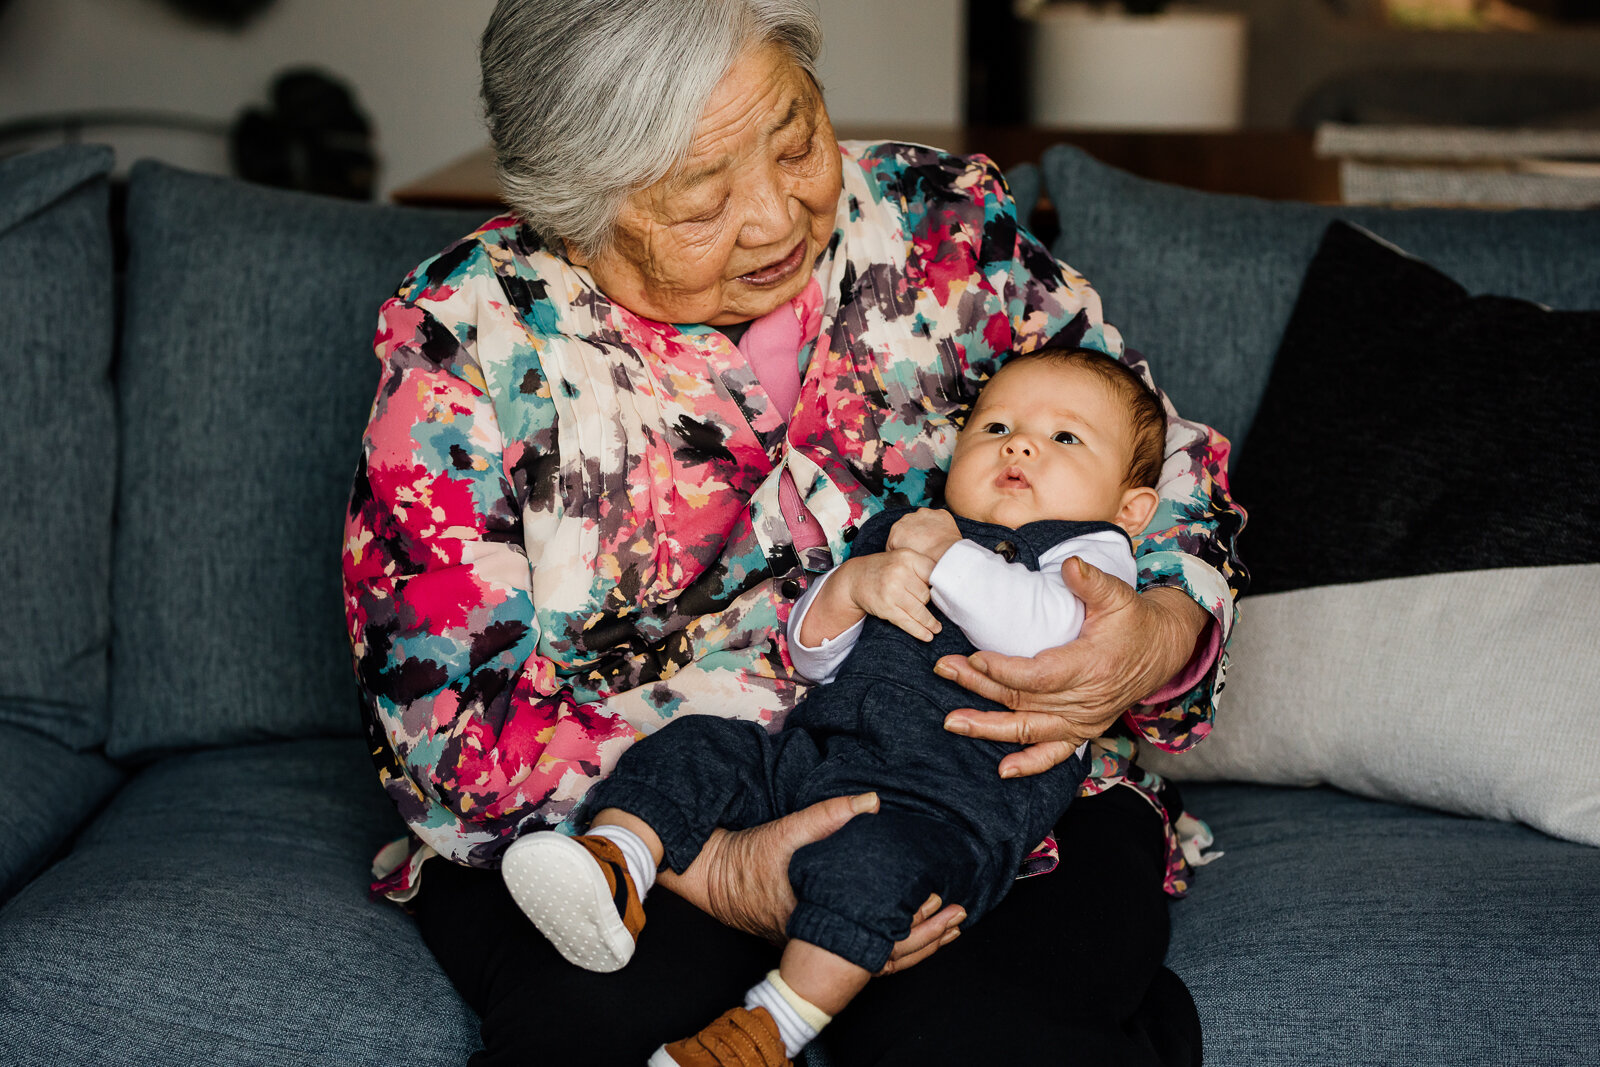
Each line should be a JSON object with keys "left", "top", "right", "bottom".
{"left": 413, "top": 784, "right": 1201, "bottom": 1066}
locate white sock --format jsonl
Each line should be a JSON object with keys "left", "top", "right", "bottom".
{"left": 586, "top": 823, "right": 656, "bottom": 899}
{"left": 744, "top": 971, "right": 831, "bottom": 1059}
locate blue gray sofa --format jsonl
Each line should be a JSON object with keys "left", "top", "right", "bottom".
{"left": 1, "top": 141, "right": 1595, "bottom": 1066}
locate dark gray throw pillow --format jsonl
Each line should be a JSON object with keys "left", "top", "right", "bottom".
{"left": 1233, "top": 220, "right": 1600, "bottom": 597}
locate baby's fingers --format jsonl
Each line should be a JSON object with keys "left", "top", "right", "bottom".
{"left": 887, "top": 594, "right": 941, "bottom": 642}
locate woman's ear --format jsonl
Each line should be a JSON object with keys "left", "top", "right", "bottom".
{"left": 1114, "top": 486, "right": 1161, "bottom": 537}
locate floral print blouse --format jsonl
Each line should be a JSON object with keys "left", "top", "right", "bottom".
{"left": 344, "top": 141, "right": 1245, "bottom": 902}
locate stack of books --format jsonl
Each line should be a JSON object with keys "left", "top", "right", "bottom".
{"left": 1315, "top": 124, "right": 1600, "bottom": 208}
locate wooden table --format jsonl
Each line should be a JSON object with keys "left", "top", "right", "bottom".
{"left": 391, "top": 127, "right": 1340, "bottom": 208}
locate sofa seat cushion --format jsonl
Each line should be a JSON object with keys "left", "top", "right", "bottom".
{"left": 0, "top": 724, "right": 123, "bottom": 902}
{"left": 0, "top": 738, "right": 478, "bottom": 1065}
{"left": 111, "top": 163, "right": 487, "bottom": 760}
{"left": 1171, "top": 784, "right": 1600, "bottom": 1066}
{"left": 0, "top": 145, "right": 117, "bottom": 749}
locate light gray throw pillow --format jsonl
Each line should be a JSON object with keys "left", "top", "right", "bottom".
{"left": 1142, "top": 564, "right": 1600, "bottom": 847}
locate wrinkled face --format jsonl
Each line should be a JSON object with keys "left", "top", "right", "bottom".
{"left": 944, "top": 360, "right": 1146, "bottom": 532}
{"left": 568, "top": 44, "right": 842, "bottom": 326}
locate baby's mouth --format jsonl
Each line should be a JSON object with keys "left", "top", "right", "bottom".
{"left": 996, "top": 466, "right": 1031, "bottom": 489}
{"left": 737, "top": 240, "right": 806, "bottom": 286}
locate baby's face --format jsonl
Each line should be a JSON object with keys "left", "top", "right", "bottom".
{"left": 944, "top": 360, "right": 1143, "bottom": 531}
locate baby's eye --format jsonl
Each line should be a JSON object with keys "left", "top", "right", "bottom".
{"left": 1052, "top": 431, "right": 1081, "bottom": 445}
{"left": 981, "top": 422, "right": 1010, "bottom": 435}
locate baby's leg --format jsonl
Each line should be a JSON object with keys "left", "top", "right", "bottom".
{"left": 653, "top": 942, "right": 867, "bottom": 1065}
{"left": 777, "top": 938, "right": 871, "bottom": 1016}
{"left": 504, "top": 715, "right": 814, "bottom": 974}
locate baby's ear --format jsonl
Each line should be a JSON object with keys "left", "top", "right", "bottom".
{"left": 1114, "top": 486, "right": 1161, "bottom": 537}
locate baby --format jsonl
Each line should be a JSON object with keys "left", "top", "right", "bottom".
{"left": 501, "top": 347, "right": 1166, "bottom": 1067}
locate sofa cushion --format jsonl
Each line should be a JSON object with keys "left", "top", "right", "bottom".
{"left": 1040, "top": 144, "right": 1600, "bottom": 449}
{"left": 1142, "top": 221, "right": 1600, "bottom": 847}
{"left": 0, "top": 738, "right": 479, "bottom": 1065}
{"left": 109, "top": 164, "right": 486, "bottom": 759}
{"left": 0, "top": 145, "right": 117, "bottom": 749}
{"left": 1171, "top": 784, "right": 1600, "bottom": 1066}
{"left": 0, "top": 724, "right": 124, "bottom": 901}
{"left": 1238, "top": 220, "right": 1600, "bottom": 596}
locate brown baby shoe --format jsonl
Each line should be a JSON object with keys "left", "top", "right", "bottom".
{"left": 649, "top": 1006, "right": 792, "bottom": 1067}
{"left": 500, "top": 832, "right": 646, "bottom": 972}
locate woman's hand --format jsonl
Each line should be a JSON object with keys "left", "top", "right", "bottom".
{"left": 656, "top": 792, "right": 966, "bottom": 974}
{"left": 937, "top": 556, "right": 1210, "bottom": 778}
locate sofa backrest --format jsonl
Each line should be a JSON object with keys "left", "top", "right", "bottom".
{"left": 108, "top": 163, "right": 484, "bottom": 760}
{"left": 1029, "top": 145, "right": 1600, "bottom": 451}
{"left": 0, "top": 145, "right": 117, "bottom": 751}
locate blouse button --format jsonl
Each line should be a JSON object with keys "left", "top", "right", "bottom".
{"left": 780, "top": 578, "right": 803, "bottom": 599}
{"left": 993, "top": 540, "right": 1018, "bottom": 562}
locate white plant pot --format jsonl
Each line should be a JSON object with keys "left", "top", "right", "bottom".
{"left": 1023, "top": 4, "right": 1248, "bottom": 130}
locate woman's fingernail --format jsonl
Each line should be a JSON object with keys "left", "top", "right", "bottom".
{"left": 944, "top": 717, "right": 969, "bottom": 735}
{"left": 940, "top": 928, "right": 961, "bottom": 945}
{"left": 851, "top": 792, "right": 879, "bottom": 813}
{"left": 934, "top": 661, "right": 956, "bottom": 679}
{"left": 951, "top": 909, "right": 967, "bottom": 926}
{"left": 1000, "top": 765, "right": 1019, "bottom": 779}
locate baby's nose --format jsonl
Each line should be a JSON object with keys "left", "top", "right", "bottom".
{"left": 1003, "top": 437, "right": 1034, "bottom": 457}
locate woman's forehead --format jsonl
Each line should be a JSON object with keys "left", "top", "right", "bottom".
{"left": 667, "top": 47, "right": 817, "bottom": 189}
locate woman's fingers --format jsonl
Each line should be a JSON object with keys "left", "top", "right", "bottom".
{"left": 997, "top": 739, "right": 1086, "bottom": 779}
{"left": 878, "top": 900, "right": 965, "bottom": 976}
{"left": 1060, "top": 553, "right": 1134, "bottom": 611}
{"left": 935, "top": 650, "right": 1046, "bottom": 708}
{"left": 773, "top": 791, "right": 879, "bottom": 851}
{"left": 943, "top": 705, "right": 1081, "bottom": 745}
{"left": 662, "top": 792, "right": 880, "bottom": 942}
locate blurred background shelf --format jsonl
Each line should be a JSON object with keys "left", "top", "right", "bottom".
{"left": 391, "top": 128, "right": 1342, "bottom": 209}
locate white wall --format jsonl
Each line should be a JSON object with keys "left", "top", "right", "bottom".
{"left": 815, "top": 0, "right": 963, "bottom": 127}
{"left": 0, "top": 0, "right": 962, "bottom": 195}
{"left": 0, "top": 0, "right": 497, "bottom": 194}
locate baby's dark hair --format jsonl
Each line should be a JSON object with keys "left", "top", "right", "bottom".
{"left": 997, "top": 347, "right": 1166, "bottom": 489}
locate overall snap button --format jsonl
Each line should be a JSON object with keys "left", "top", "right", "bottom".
{"left": 780, "top": 578, "right": 803, "bottom": 599}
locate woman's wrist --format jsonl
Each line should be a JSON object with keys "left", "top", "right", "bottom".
{"left": 1140, "top": 586, "right": 1214, "bottom": 700}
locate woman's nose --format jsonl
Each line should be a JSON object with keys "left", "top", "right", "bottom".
{"left": 739, "top": 167, "right": 796, "bottom": 245}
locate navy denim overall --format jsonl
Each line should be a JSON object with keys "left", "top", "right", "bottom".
{"left": 588, "top": 507, "right": 1124, "bottom": 970}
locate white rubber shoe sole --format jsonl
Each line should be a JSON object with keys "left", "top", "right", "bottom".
{"left": 500, "top": 833, "right": 637, "bottom": 973}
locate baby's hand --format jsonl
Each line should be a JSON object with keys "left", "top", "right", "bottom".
{"left": 841, "top": 549, "right": 941, "bottom": 642}
{"left": 887, "top": 508, "right": 962, "bottom": 563}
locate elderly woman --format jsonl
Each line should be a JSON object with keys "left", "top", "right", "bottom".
{"left": 343, "top": 0, "right": 1243, "bottom": 1063}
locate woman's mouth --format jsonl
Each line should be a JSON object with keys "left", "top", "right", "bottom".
{"left": 996, "top": 466, "right": 1031, "bottom": 490}
{"left": 737, "top": 240, "right": 807, "bottom": 286}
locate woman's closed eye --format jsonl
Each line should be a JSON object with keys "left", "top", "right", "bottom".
{"left": 780, "top": 138, "right": 816, "bottom": 166}
{"left": 677, "top": 199, "right": 729, "bottom": 226}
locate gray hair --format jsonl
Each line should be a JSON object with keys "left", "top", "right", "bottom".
{"left": 481, "top": 0, "right": 824, "bottom": 257}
